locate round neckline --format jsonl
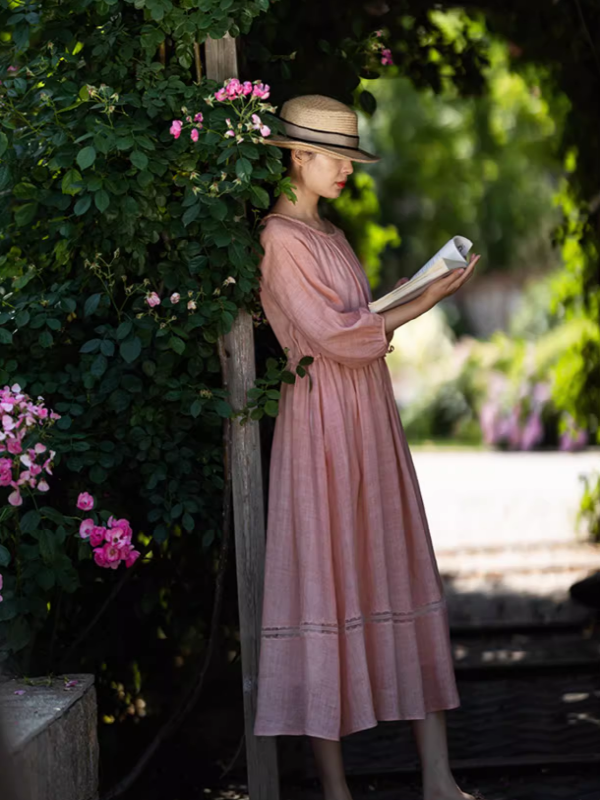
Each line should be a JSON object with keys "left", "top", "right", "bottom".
{"left": 264, "top": 212, "right": 340, "bottom": 238}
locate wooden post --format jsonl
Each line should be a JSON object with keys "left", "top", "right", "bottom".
{"left": 205, "top": 33, "right": 281, "bottom": 800}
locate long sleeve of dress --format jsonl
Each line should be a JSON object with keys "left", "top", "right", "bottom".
{"left": 259, "top": 225, "right": 390, "bottom": 370}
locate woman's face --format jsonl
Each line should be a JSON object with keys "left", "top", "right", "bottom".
{"left": 291, "top": 151, "right": 354, "bottom": 199}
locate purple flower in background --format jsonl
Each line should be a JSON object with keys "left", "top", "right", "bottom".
{"left": 521, "top": 411, "right": 544, "bottom": 451}
{"left": 507, "top": 407, "right": 523, "bottom": 449}
{"left": 558, "top": 412, "right": 589, "bottom": 452}
{"left": 532, "top": 381, "right": 551, "bottom": 407}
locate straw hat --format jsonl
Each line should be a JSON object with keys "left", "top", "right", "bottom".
{"left": 264, "top": 94, "right": 380, "bottom": 164}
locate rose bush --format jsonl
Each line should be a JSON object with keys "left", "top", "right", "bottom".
{"left": 0, "top": 0, "right": 305, "bottom": 671}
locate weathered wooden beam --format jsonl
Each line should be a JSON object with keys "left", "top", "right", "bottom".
{"left": 205, "top": 34, "right": 281, "bottom": 800}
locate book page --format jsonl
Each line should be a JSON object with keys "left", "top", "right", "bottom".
{"left": 368, "top": 235, "right": 473, "bottom": 314}
{"left": 411, "top": 236, "right": 472, "bottom": 282}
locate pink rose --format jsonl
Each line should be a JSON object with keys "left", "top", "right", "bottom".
{"left": 79, "top": 518, "right": 95, "bottom": 539}
{"left": 7, "top": 438, "right": 22, "bottom": 455}
{"left": 190, "top": 128, "right": 199, "bottom": 142}
{"left": 170, "top": 292, "right": 180, "bottom": 304}
{"left": 193, "top": 112, "right": 203, "bottom": 123}
{"left": 76, "top": 492, "right": 94, "bottom": 511}
{"left": 252, "top": 83, "right": 270, "bottom": 99}
{"left": 145, "top": 292, "right": 161, "bottom": 308}
{"left": 93, "top": 548, "right": 108, "bottom": 568}
{"left": 89, "top": 526, "right": 106, "bottom": 547}
{"left": 169, "top": 119, "right": 183, "bottom": 138}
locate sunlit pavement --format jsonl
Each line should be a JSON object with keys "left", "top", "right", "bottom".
{"left": 411, "top": 448, "right": 600, "bottom": 549}
{"left": 411, "top": 448, "right": 600, "bottom": 626}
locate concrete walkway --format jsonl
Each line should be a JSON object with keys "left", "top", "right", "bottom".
{"left": 410, "top": 447, "right": 600, "bottom": 625}
{"left": 411, "top": 448, "right": 600, "bottom": 549}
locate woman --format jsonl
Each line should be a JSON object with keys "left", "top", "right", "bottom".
{"left": 253, "top": 94, "right": 480, "bottom": 800}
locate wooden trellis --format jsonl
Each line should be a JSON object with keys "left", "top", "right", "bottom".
{"left": 205, "top": 34, "right": 281, "bottom": 800}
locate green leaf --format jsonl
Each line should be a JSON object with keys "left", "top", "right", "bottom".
{"left": 116, "top": 321, "right": 132, "bottom": 340}
{"left": 0, "top": 598, "right": 17, "bottom": 622}
{"left": 20, "top": 510, "right": 41, "bottom": 534}
{"left": 76, "top": 146, "right": 96, "bottom": 170}
{"left": 109, "top": 389, "right": 130, "bottom": 413}
{"left": 91, "top": 354, "right": 108, "bottom": 377}
{"left": 235, "top": 157, "right": 253, "bottom": 181}
{"left": 100, "top": 339, "right": 115, "bottom": 357}
{"left": 15, "top": 202, "right": 38, "bottom": 226}
{"left": 80, "top": 338, "right": 101, "bottom": 353}
{"left": 182, "top": 204, "right": 200, "bottom": 227}
{"left": 0, "top": 329, "right": 13, "bottom": 345}
{"left": 250, "top": 185, "right": 270, "bottom": 209}
{"left": 62, "top": 168, "right": 83, "bottom": 195}
{"left": 60, "top": 297, "right": 77, "bottom": 313}
{"left": 264, "top": 400, "right": 279, "bottom": 417}
{"left": 74, "top": 194, "right": 92, "bottom": 215}
{"left": 39, "top": 330, "right": 53, "bottom": 348}
{"left": 190, "top": 399, "right": 202, "bottom": 418}
{"left": 359, "top": 90, "right": 377, "bottom": 116}
{"left": 0, "top": 132, "right": 8, "bottom": 157}
{"left": 153, "top": 524, "right": 168, "bottom": 543}
{"left": 0, "top": 545, "right": 11, "bottom": 567}
{"left": 214, "top": 399, "right": 232, "bottom": 418}
{"left": 168, "top": 335, "right": 185, "bottom": 355}
{"left": 56, "top": 414, "right": 72, "bottom": 430}
{"left": 120, "top": 336, "right": 142, "bottom": 363}
{"left": 84, "top": 293, "right": 101, "bottom": 317}
{"left": 39, "top": 506, "right": 65, "bottom": 524}
{"left": 38, "top": 529, "right": 56, "bottom": 562}
{"left": 36, "top": 567, "right": 55, "bottom": 591}
{"left": 209, "top": 199, "right": 227, "bottom": 221}
{"left": 130, "top": 150, "right": 149, "bottom": 170}
{"left": 94, "top": 189, "right": 110, "bottom": 213}
{"left": 182, "top": 512, "right": 195, "bottom": 532}
{"left": 7, "top": 617, "right": 32, "bottom": 653}
{"left": 90, "top": 465, "right": 107, "bottom": 484}
{"left": 71, "top": 441, "right": 90, "bottom": 452}
{"left": 56, "top": 559, "right": 79, "bottom": 593}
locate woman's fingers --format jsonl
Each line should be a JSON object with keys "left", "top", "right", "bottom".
{"left": 443, "top": 255, "right": 480, "bottom": 296}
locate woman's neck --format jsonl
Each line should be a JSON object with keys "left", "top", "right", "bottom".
{"left": 270, "top": 179, "right": 322, "bottom": 225}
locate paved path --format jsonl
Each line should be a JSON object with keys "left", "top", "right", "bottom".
{"left": 410, "top": 448, "right": 600, "bottom": 549}
{"left": 411, "top": 448, "right": 600, "bottom": 626}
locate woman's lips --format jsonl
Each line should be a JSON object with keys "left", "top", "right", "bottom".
{"left": 336, "top": 181, "right": 346, "bottom": 188}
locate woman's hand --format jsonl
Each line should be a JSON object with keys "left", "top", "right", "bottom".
{"left": 393, "top": 276, "right": 410, "bottom": 290}
{"left": 418, "top": 253, "right": 480, "bottom": 310}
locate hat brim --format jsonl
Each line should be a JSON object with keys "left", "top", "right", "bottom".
{"left": 263, "top": 135, "right": 380, "bottom": 164}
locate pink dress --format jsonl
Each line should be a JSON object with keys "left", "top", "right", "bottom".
{"left": 253, "top": 212, "right": 460, "bottom": 741}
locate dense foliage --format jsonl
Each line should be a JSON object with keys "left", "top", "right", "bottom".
{"left": 0, "top": 15, "right": 324, "bottom": 789}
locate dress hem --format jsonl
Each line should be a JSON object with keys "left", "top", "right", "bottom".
{"left": 253, "top": 700, "right": 462, "bottom": 741}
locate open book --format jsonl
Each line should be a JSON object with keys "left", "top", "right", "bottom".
{"left": 368, "top": 235, "right": 473, "bottom": 314}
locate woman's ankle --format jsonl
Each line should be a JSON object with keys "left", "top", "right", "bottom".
{"left": 321, "top": 777, "right": 353, "bottom": 800}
